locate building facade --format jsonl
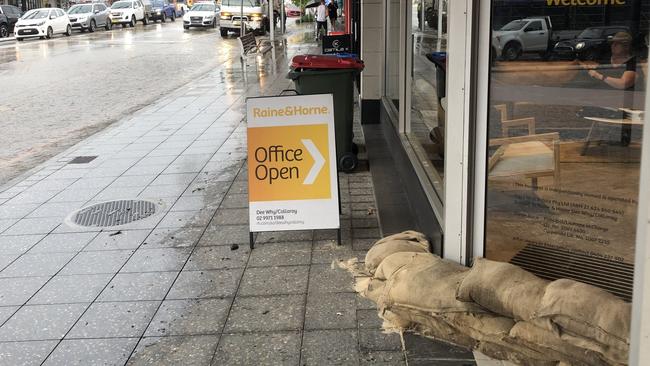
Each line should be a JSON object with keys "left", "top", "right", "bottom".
{"left": 358, "top": 0, "right": 650, "bottom": 363}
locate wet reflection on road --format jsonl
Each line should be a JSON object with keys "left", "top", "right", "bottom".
{"left": 0, "top": 22, "right": 315, "bottom": 185}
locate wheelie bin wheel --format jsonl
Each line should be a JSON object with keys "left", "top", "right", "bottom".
{"left": 339, "top": 153, "right": 358, "bottom": 173}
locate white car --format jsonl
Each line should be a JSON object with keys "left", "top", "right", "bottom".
{"left": 182, "top": 2, "right": 219, "bottom": 30}
{"left": 109, "top": 0, "right": 148, "bottom": 28}
{"left": 14, "top": 8, "right": 71, "bottom": 41}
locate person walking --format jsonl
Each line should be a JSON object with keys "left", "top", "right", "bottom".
{"left": 327, "top": 0, "right": 337, "bottom": 30}
{"left": 315, "top": 0, "right": 328, "bottom": 41}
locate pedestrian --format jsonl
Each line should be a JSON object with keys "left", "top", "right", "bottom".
{"left": 581, "top": 31, "right": 637, "bottom": 91}
{"left": 327, "top": 0, "right": 337, "bottom": 29}
{"left": 315, "top": 0, "right": 328, "bottom": 40}
{"left": 579, "top": 31, "right": 638, "bottom": 145}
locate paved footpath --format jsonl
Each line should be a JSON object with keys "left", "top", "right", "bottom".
{"left": 0, "top": 29, "right": 410, "bottom": 365}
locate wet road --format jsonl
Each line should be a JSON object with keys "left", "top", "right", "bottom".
{"left": 0, "top": 23, "right": 241, "bottom": 185}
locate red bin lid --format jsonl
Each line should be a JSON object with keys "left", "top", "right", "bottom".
{"left": 291, "top": 54, "right": 364, "bottom": 70}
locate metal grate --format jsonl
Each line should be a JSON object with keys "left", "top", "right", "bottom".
{"left": 68, "top": 156, "right": 98, "bottom": 164}
{"left": 73, "top": 200, "right": 156, "bottom": 227}
{"left": 510, "top": 244, "right": 634, "bottom": 302}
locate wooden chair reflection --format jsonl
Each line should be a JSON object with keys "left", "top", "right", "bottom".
{"left": 489, "top": 105, "right": 561, "bottom": 189}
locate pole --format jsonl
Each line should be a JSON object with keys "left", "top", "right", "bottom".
{"left": 269, "top": 0, "right": 274, "bottom": 42}
{"left": 344, "top": 0, "right": 349, "bottom": 34}
{"left": 436, "top": 0, "right": 443, "bottom": 36}
{"left": 420, "top": 0, "right": 424, "bottom": 32}
{"left": 436, "top": 0, "right": 443, "bottom": 51}
{"left": 281, "top": 0, "right": 285, "bottom": 34}
{"left": 240, "top": 0, "right": 245, "bottom": 35}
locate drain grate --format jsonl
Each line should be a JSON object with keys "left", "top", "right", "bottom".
{"left": 68, "top": 156, "right": 98, "bottom": 164}
{"left": 510, "top": 244, "right": 634, "bottom": 302}
{"left": 72, "top": 200, "right": 157, "bottom": 227}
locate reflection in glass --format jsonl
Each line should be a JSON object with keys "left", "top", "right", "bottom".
{"left": 407, "top": 0, "right": 447, "bottom": 198}
{"left": 385, "top": 0, "right": 401, "bottom": 111}
{"left": 485, "top": 0, "right": 648, "bottom": 301}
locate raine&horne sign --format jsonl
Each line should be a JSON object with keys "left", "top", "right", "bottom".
{"left": 246, "top": 93, "right": 340, "bottom": 236}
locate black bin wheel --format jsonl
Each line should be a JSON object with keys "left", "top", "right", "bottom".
{"left": 339, "top": 153, "right": 358, "bottom": 173}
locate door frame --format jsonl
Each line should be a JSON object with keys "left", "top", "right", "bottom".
{"left": 440, "top": 0, "right": 477, "bottom": 264}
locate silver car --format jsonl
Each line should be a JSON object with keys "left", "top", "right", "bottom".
{"left": 67, "top": 3, "right": 112, "bottom": 32}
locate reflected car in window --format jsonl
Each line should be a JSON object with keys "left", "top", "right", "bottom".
{"left": 492, "top": 17, "right": 554, "bottom": 61}
{"left": 554, "top": 26, "right": 632, "bottom": 61}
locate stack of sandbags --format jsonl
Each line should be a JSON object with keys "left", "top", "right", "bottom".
{"left": 456, "top": 258, "right": 548, "bottom": 321}
{"left": 358, "top": 231, "right": 431, "bottom": 307}
{"left": 354, "top": 232, "right": 631, "bottom": 366}
{"left": 457, "top": 259, "right": 629, "bottom": 366}
{"left": 364, "top": 231, "right": 430, "bottom": 274}
{"left": 457, "top": 258, "right": 629, "bottom": 366}
{"left": 532, "top": 279, "right": 630, "bottom": 366}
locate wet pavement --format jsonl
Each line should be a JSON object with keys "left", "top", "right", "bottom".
{"left": 0, "top": 22, "right": 407, "bottom": 365}
{"left": 0, "top": 21, "right": 242, "bottom": 185}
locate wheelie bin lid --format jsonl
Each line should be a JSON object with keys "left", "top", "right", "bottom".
{"left": 290, "top": 55, "right": 365, "bottom": 71}
{"left": 426, "top": 52, "right": 447, "bottom": 71}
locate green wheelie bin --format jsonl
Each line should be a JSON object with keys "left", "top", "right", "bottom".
{"left": 287, "top": 54, "right": 364, "bottom": 172}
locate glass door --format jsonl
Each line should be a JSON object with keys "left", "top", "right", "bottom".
{"left": 406, "top": 0, "right": 447, "bottom": 200}
{"left": 483, "top": 0, "right": 648, "bottom": 301}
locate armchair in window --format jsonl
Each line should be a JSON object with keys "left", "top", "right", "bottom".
{"left": 488, "top": 105, "right": 561, "bottom": 189}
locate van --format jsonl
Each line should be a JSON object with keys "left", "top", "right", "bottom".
{"left": 219, "top": 0, "right": 267, "bottom": 37}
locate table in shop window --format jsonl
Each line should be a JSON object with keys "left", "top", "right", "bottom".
{"left": 581, "top": 116, "right": 644, "bottom": 155}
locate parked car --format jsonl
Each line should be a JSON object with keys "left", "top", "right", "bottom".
{"left": 14, "top": 8, "right": 71, "bottom": 41}
{"left": 285, "top": 3, "right": 300, "bottom": 17}
{"left": 67, "top": 3, "right": 111, "bottom": 32}
{"left": 554, "top": 26, "right": 632, "bottom": 61}
{"left": 492, "top": 16, "right": 556, "bottom": 61}
{"left": 149, "top": 0, "right": 179, "bottom": 22}
{"left": 109, "top": 0, "right": 148, "bottom": 28}
{"left": 182, "top": 2, "right": 219, "bottom": 30}
{"left": 0, "top": 5, "right": 22, "bottom": 38}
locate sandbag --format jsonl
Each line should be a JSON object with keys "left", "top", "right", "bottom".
{"left": 375, "top": 230, "right": 429, "bottom": 246}
{"left": 509, "top": 321, "right": 612, "bottom": 366}
{"left": 355, "top": 277, "right": 386, "bottom": 304}
{"left": 456, "top": 258, "right": 549, "bottom": 320}
{"left": 443, "top": 312, "right": 514, "bottom": 342}
{"left": 365, "top": 239, "right": 429, "bottom": 274}
{"left": 444, "top": 313, "right": 551, "bottom": 366}
{"left": 477, "top": 341, "right": 559, "bottom": 366}
{"left": 374, "top": 252, "right": 437, "bottom": 281}
{"left": 535, "top": 279, "right": 631, "bottom": 352}
{"left": 388, "top": 307, "right": 478, "bottom": 350}
{"left": 380, "top": 253, "right": 484, "bottom": 314}
{"left": 557, "top": 330, "right": 628, "bottom": 365}
{"left": 381, "top": 309, "right": 413, "bottom": 329}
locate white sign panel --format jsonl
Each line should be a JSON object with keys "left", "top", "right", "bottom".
{"left": 247, "top": 94, "right": 340, "bottom": 232}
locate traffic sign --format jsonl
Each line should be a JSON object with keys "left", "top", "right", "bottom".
{"left": 246, "top": 94, "right": 340, "bottom": 241}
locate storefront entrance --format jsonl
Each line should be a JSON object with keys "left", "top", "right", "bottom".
{"left": 482, "top": 0, "right": 648, "bottom": 301}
